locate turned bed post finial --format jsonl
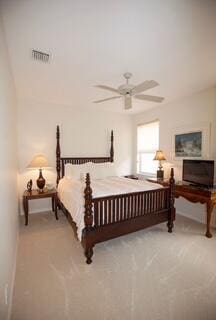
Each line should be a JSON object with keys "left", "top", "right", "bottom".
{"left": 84, "top": 173, "right": 93, "bottom": 231}
{"left": 83, "top": 173, "right": 94, "bottom": 264}
{"left": 110, "top": 130, "right": 114, "bottom": 162}
{"left": 169, "top": 167, "right": 175, "bottom": 205}
{"left": 56, "top": 125, "right": 61, "bottom": 185}
{"left": 168, "top": 167, "right": 175, "bottom": 233}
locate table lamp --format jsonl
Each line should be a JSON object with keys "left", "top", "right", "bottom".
{"left": 153, "top": 150, "right": 166, "bottom": 179}
{"left": 27, "top": 154, "right": 50, "bottom": 192}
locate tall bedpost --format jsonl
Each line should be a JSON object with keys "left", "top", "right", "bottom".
{"left": 56, "top": 125, "right": 61, "bottom": 185}
{"left": 167, "top": 167, "right": 175, "bottom": 233}
{"left": 110, "top": 130, "right": 114, "bottom": 162}
{"left": 84, "top": 173, "right": 93, "bottom": 231}
{"left": 82, "top": 173, "right": 94, "bottom": 264}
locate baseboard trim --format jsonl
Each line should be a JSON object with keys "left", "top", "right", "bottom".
{"left": 177, "top": 209, "right": 216, "bottom": 228}
{"left": 177, "top": 210, "right": 204, "bottom": 224}
{"left": 20, "top": 207, "right": 52, "bottom": 215}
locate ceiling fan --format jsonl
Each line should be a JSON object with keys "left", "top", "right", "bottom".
{"left": 94, "top": 73, "right": 165, "bottom": 110}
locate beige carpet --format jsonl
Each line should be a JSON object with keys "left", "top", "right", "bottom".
{"left": 11, "top": 211, "right": 216, "bottom": 320}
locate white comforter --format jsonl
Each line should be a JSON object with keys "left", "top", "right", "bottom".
{"left": 57, "top": 176, "right": 163, "bottom": 241}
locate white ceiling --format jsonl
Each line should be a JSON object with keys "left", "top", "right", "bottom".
{"left": 1, "top": 0, "right": 216, "bottom": 114}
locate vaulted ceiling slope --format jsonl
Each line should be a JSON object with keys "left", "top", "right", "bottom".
{"left": 1, "top": 0, "right": 216, "bottom": 113}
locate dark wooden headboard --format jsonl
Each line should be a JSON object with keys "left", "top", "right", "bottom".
{"left": 56, "top": 126, "right": 114, "bottom": 184}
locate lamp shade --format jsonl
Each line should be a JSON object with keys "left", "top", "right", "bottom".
{"left": 27, "top": 154, "right": 50, "bottom": 169}
{"left": 153, "top": 150, "right": 166, "bottom": 161}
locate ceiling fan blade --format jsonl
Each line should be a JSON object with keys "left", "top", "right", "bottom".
{"left": 125, "top": 94, "right": 132, "bottom": 109}
{"left": 95, "top": 85, "right": 119, "bottom": 94}
{"left": 93, "top": 96, "right": 122, "bottom": 103}
{"left": 134, "top": 94, "right": 165, "bottom": 103}
{"left": 132, "top": 80, "right": 159, "bottom": 95}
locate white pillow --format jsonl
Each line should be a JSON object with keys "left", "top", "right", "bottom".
{"left": 65, "top": 162, "right": 92, "bottom": 180}
{"left": 91, "top": 164, "right": 106, "bottom": 179}
{"left": 106, "top": 163, "right": 117, "bottom": 177}
{"left": 91, "top": 162, "right": 117, "bottom": 179}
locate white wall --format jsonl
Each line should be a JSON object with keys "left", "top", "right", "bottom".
{"left": 17, "top": 99, "right": 133, "bottom": 213}
{"left": 0, "top": 15, "right": 18, "bottom": 320}
{"left": 132, "top": 88, "right": 216, "bottom": 225}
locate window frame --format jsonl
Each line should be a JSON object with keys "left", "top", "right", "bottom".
{"left": 137, "top": 120, "right": 159, "bottom": 177}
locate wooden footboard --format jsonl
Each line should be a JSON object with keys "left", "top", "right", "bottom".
{"left": 82, "top": 169, "right": 175, "bottom": 264}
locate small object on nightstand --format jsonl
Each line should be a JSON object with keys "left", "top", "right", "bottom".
{"left": 124, "top": 174, "right": 139, "bottom": 180}
{"left": 26, "top": 179, "right": 33, "bottom": 192}
{"left": 23, "top": 189, "right": 58, "bottom": 226}
{"left": 153, "top": 150, "right": 166, "bottom": 179}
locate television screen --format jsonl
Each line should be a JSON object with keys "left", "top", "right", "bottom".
{"left": 183, "top": 160, "right": 214, "bottom": 187}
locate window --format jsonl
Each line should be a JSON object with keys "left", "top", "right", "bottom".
{"left": 137, "top": 120, "right": 159, "bottom": 175}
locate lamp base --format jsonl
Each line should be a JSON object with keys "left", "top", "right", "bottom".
{"left": 37, "top": 169, "right": 46, "bottom": 192}
{"left": 157, "top": 169, "right": 164, "bottom": 180}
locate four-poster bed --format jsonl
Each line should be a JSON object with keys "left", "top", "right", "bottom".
{"left": 56, "top": 126, "right": 175, "bottom": 264}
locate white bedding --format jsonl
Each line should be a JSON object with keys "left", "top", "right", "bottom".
{"left": 57, "top": 176, "right": 163, "bottom": 241}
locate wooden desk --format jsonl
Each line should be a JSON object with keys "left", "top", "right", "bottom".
{"left": 147, "top": 178, "right": 216, "bottom": 238}
{"left": 175, "top": 183, "right": 216, "bottom": 238}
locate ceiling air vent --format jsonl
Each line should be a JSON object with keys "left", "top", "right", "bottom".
{"left": 32, "top": 49, "right": 50, "bottom": 63}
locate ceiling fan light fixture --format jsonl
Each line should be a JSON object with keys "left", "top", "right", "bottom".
{"left": 94, "top": 73, "right": 165, "bottom": 110}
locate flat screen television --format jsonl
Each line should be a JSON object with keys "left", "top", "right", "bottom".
{"left": 183, "top": 160, "right": 214, "bottom": 188}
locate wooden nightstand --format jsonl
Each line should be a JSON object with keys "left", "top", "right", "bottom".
{"left": 124, "top": 174, "right": 139, "bottom": 180}
{"left": 23, "top": 189, "right": 58, "bottom": 225}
